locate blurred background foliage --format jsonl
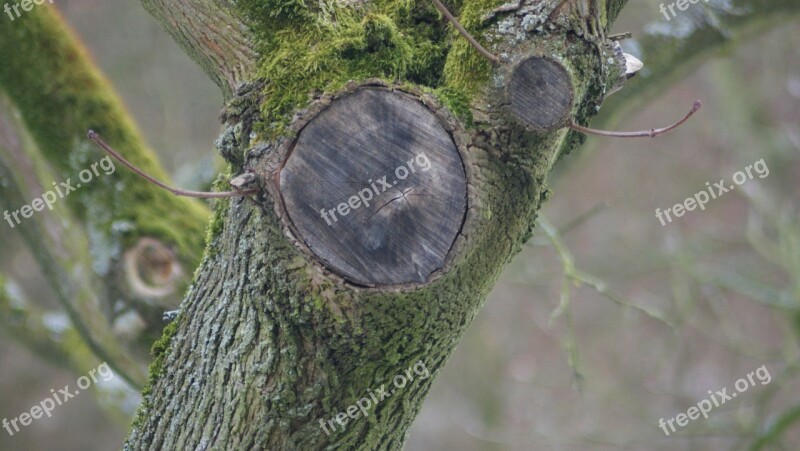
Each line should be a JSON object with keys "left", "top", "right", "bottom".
{"left": 1, "top": 0, "right": 799, "bottom": 450}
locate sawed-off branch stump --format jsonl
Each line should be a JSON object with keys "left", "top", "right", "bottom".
{"left": 278, "top": 86, "right": 468, "bottom": 287}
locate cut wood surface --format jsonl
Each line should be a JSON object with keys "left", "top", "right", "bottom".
{"left": 279, "top": 88, "right": 468, "bottom": 286}
{"left": 508, "top": 56, "right": 574, "bottom": 130}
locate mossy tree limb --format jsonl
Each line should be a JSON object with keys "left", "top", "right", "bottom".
{"left": 0, "top": 274, "right": 81, "bottom": 374}
{"left": 0, "top": 93, "right": 148, "bottom": 385}
{"left": 0, "top": 273, "right": 143, "bottom": 428}
{"left": 0, "top": 8, "right": 212, "bottom": 385}
{"left": 0, "top": 273, "right": 118, "bottom": 384}
{"left": 9, "top": 0, "right": 791, "bottom": 448}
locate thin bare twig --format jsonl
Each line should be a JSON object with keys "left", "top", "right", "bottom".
{"left": 608, "top": 32, "right": 632, "bottom": 41}
{"left": 87, "top": 131, "right": 256, "bottom": 199}
{"left": 569, "top": 100, "right": 702, "bottom": 138}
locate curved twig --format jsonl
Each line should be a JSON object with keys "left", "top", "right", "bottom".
{"left": 88, "top": 131, "right": 256, "bottom": 199}
{"left": 568, "top": 100, "right": 701, "bottom": 138}
{"left": 431, "top": 0, "right": 500, "bottom": 64}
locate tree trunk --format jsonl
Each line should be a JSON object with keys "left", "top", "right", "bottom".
{"left": 0, "top": 0, "right": 795, "bottom": 448}
{"left": 125, "top": 0, "right": 631, "bottom": 448}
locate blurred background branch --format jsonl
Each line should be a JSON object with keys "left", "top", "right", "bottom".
{"left": 571, "top": 0, "right": 800, "bottom": 171}
{"left": 0, "top": 274, "right": 83, "bottom": 373}
{"left": 0, "top": 7, "right": 213, "bottom": 386}
{"left": 0, "top": 93, "right": 146, "bottom": 385}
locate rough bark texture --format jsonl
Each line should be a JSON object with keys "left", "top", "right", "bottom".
{"left": 140, "top": 0, "right": 257, "bottom": 98}
{"left": 126, "top": 0, "right": 630, "bottom": 448}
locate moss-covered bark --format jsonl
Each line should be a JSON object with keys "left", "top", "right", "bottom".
{"left": 126, "top": 0, "right": 630, "bottom": 448}
{"left": 3, "top": 0, "right": 797, "bottom": 447}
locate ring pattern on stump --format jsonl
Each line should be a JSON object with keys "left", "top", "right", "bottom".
{"left": 279, "top": 88, "right": 467, "bottom": 286}
{"left": 508, "top": 56, "right": 573, "bottom": 130}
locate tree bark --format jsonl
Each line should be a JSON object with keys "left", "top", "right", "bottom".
{"left": 139, "top": 0, "right": 257, "bottom": 98}
{"left": 126, "top": 0, "right": 632, "bottom": 448}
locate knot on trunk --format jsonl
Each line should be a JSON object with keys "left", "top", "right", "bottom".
{"left": 507, "top": 56, "right": 575, "bottom": 131}
{"left": 123, "top": 237, "right": 183, "bottom": 306}
{"left": 276, "top": 84, "right": 469, "bottom": 287}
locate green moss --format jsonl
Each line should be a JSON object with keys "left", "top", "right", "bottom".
{"left": 205, "top": 199, "right": 229, "bottom": 257}
{"left": 440, "top": 0, "right": 504, "bottom": 93}
{"left": 129, "top": 319, "right": 179, "bottom": 432}
{"left": 203, "top": 174, "right": 234, "bottom": 258}
{"left": 433, "top": 86, "right": 474, "bottom": 127}
{"left": 236, "top": 0, "right": 506, "bottom": 138}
